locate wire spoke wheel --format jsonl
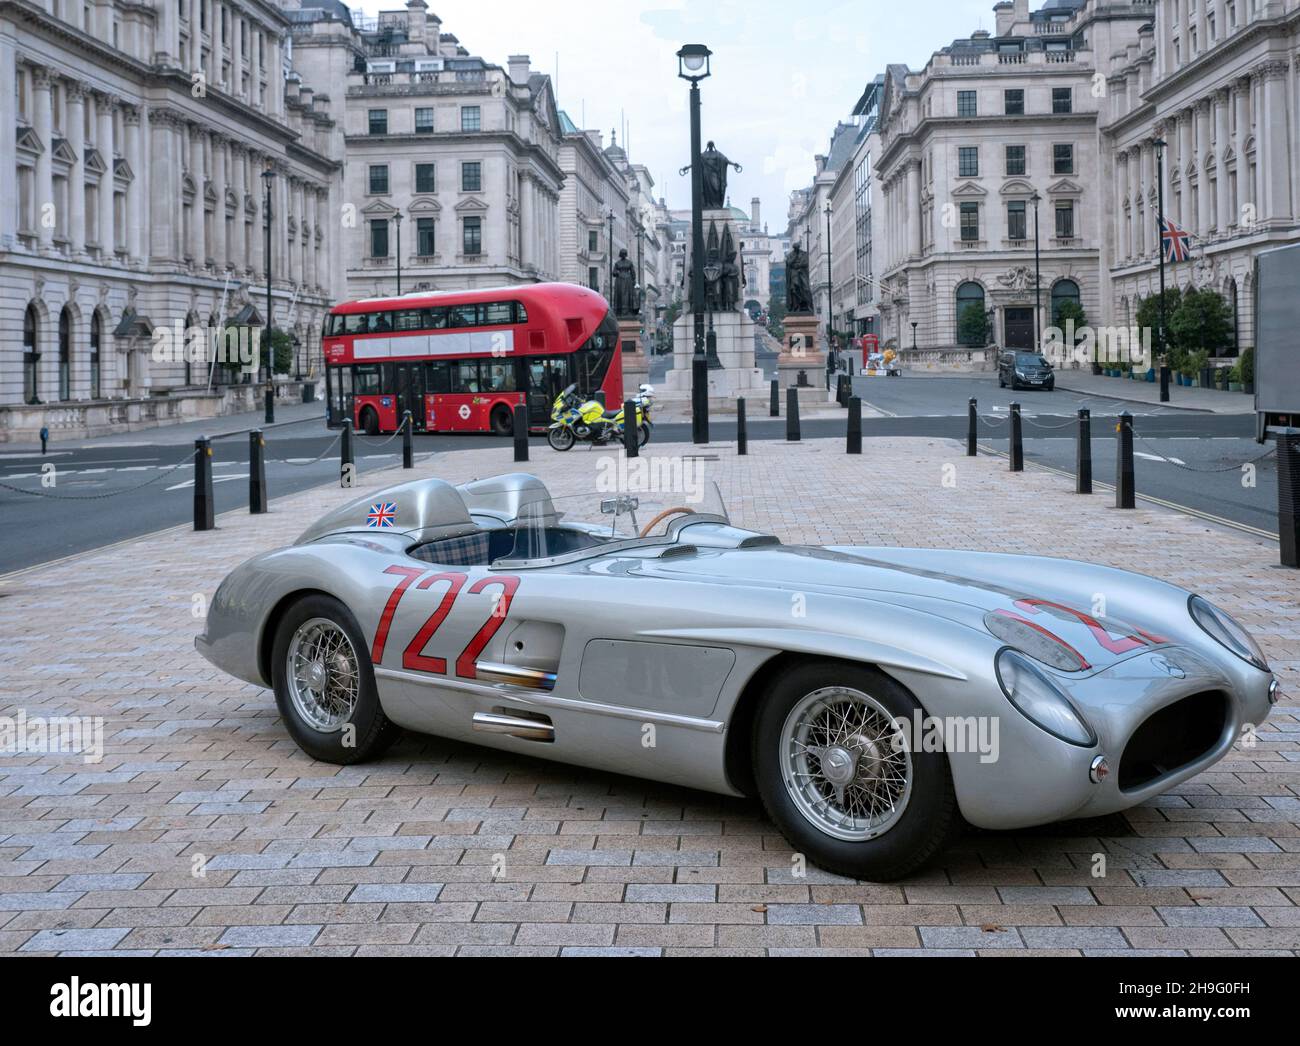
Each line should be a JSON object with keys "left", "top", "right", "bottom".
{"left": 779, "top": 685, "right": 913, "bottom": 842}
{"left": 286, "top": 617, "right": 361, "bottom": 732}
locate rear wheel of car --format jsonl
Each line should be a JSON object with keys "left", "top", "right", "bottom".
{"left": 490, "top": 405, "right": 513, "bottom": 437}
{"left": 271, "top": 594, "right": 400, "bottom": 765}
{"left": 547, "top": 427, "right": 575, "bottom": 452}
{"left": 359, "top": 407, "right": 380, "bottom": 436}
{"left": 752, "top": 661, "right": 958, "bottom": 881}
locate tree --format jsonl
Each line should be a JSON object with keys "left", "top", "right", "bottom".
{"left": 1169, "top": 287, "right": 1233, "bottom": 358}
{"left": 1135, "top": 286, "right": 1183, "bottom": 365}
{"left": 264, "top": 328, "right": 295, "bottom": 376}
{"left": 766, "top": 294, "right": 787, "bottom": 340}
{"left": 1053, "top": 299, "right": 1087, "bottom": 344}
{"left": 957, "top": 302, "right": 989, "bottom": 347}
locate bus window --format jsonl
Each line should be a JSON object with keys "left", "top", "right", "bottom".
{"left": 425, "top": 360, "right": 451, "bottom": 394}
{"left": 394, "top": 309, "right": 424, "bottom": 331}
{"left": 353, "top": 364, "right": 381, "bottom": 395}
{"left": 449, "top": 304, "right": 479, "bottom": 328}
{"left": 452, "top": 360, "right": 480, "bottom": 393}
{"left": 343, "top": 313, "right": 367, "bottom": 335}
{"left": 483, "top": 302, "right": 513, "bottom": 326}
{"left": 514, "top": 302, "right": 529, "bottom": 323}
{"left": 426, "top": 307, "right": 448, "bottom": 329}
{"left": 481, "top": 362, "right": 515, "bottom": 393}
{"left": 369, "top": 312, "right": 393, "bottom": 333}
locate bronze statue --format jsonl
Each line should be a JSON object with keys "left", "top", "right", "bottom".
{"left": 611, "top": 249, "right": 638, "bottom": 316}
{"left": 719, "top": 226, "right": 740, "bottom": 311}
{"left": 785, "top": 242, "right": 814, "bottom": 313}
{"left": 699, "top": 141, "right": 741, "bottom": 210}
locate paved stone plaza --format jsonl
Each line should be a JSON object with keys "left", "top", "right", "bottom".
{"left": 1, "top": 436, "right": 1297, "bottom": 956}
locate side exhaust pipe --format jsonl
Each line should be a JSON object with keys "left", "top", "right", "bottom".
{"left": 472, "top": 710, "right": 554, "bottom": 742}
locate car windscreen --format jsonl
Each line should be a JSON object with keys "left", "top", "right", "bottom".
{"left": 1016, "top": 354, "right": 1048, "bottom": 365}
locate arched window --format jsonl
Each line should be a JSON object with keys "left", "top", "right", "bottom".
{"left": 58, "top": 306, "right": 72, "bottom": 401}
{"left": 90, "top": 312, "right": 102, "bottom": 400}
{"left": 184, "top": 311, "right": 200, "bottom": 387}
{"left": 23, "top": 305, "right": 40, "bottom": 404}
{"left": 955, "top": 282, "right": 986, "bottom": 346}
{"left": 1225, "top": 277, "right": 1239, "bottom": 356}
{"left": 1050, "top": 279, "right": 1081, "bottom": 324}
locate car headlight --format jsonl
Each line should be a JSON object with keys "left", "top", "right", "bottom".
{"left": 995, "top": 648, "right": 1097, "bottom": 747}
{"left": 1188, "top": 595, "right": 1268, "bottom": 671}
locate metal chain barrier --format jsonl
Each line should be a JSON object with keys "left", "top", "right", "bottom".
{"left": 0, "top": 450, "right": 196, "bottom": 500}
{"left": 977, "top": 413, "right": 1009, "bottom": 427}
{"left": 352, "top": 413, "right": 411, "bottom": 449}
{"left": 1124, "top": 420, "right": 1277, "bottom": 474}
{"left": 1022, "top": 415, "right": 1086, "bottom": 430}
{"left": 280, "top": 429, "right": 344, "bottom": 467}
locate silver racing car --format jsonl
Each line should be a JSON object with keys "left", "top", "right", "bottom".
{"left": 196, "top": 473, "right": 1279, "bottom": 880}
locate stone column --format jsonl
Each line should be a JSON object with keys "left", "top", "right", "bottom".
{"left": 1257, "top": 61, "right": 1292, "bottom": 224}
{"left": 1196, "top": 100, "right": 1212, "bottom": 235}
{"left": 66, "top": 81, "right": 88, "bottom": 257}
{"left": 249, "top": 154, "right": 265, "bottom": 279}
{"left": 232, "top": 11, "right": 244, "bottom": 100}
{"left": 1232, "top": 76, "right": 1250, "bottom": 226}
{"left": 156, "top": 0, "right": 179, "bottom": 65}
{"left": 518, "top": 172, "right": 532, "bottom": 269}
{"left": 188, "top": 0, "right": 202, "bottom": 73}
{"left": 306, "top": 187, "right": 318, "bottom": 291}
{"left": 95, "top": 92, "right": 116, "bottom": 258}
{"left": 1214, "top": 88, "right": 1230, "bottom": 234}
{"left": 148, "top": 110, "right": 174, "bottom": 261}
{"left": 1114, "top": 150, "right": 1127, "bottom": 262}
{"left": 1177, "top": 109, "right": 1193, "bottom": 224}
{"left": 230, "top": 143, "right": 247, "bottom": 274}
{"left": 1140, "top": 142, "right": 1155, "bottom": 257}
{"left": 211, "top": 134, "right": 227, "bottom": 271}
{"left": 33, "top": 66, "right": 54, "bottom": 250}
{"left": 187, "top": 122, "right": 205, "bottom": 266}
{"left": 124, "top": 105, "right": 143, "bottom": 263}
{"left": 907, "top": 159, "right": 922, "bottom": 257}
{"left": 1127, "top": 147, "right": 1139, "bottom": 260}
{"left": 0, "top": 43, "right": 15, "bottom": 247}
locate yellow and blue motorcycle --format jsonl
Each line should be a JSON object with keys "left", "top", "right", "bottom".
{"left": 547, "top": 384, "right": 653, "bottom": 452}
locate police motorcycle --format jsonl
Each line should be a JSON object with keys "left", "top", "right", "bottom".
{"left": 547, "top": 384, "right": 654, "bottom": 452}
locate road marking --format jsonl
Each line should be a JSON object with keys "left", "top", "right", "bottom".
{"left": 165, "top": 473, "right": 248, "bottom": 492}
{"left": 1135, "top": 451, "right": 1186, "bottom": 465}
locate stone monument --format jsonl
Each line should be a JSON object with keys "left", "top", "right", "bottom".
{"left": 611, "top": 248, "right": 649, "bottom": 388}
{"left": 778, "top": 241, "right": 825, "bottom": 392}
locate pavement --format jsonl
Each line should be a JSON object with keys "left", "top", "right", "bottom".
{"left": 1051, "top": 369, "right": 1256, "bottom": 415}
{"left": 1, "top": 435, "right": 1297, "bottom": 956}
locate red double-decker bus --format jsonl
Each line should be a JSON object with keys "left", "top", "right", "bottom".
{"left": 322, "top": 283, "right": 622, "bottom": 435}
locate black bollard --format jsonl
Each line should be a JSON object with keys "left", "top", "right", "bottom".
{"left": 340, "top": 417, "right": 354, "bottom": 487}
{"left": 786, "top": 386, "right": 801, "bottom": 442}
{"left": 402, "top": 410, "right": 413, "bottom": 469}
{"left": 1159, "top": 365, "right": 1170, "bottom": 404}
{"left": 1115, "top": 411, "right": 1135, "bottom": 508}
{"left": 847, "top": 396, "right": 862, "bottom": 455}
{"left": 249, "top": 430, "right": 267, "bottom": 514}
{"left": 622, "top": 399, "right": 638, "bottom": 458}
{"left": 769, "top": 378, "right": 779, "bottom": 418}
{"left": 40, "top": 426, "right": 48, "bottom": 455}
{"left": 692, "top": 355, "right": 709, "bottom": 444}
{"left": 737, "top": 397, "right": 748, "bottom": 456}
{"left": 966, "top": 398, "right": 977, "bottom": 457}
{"left": 264, "top": 386, "right": 275, "bottom": 424}
{"left": 1075, "top": 408, "right": 1092, "bottom": 494}
{"left": 512, "top": 404, "right": 529, "bottom": 462}
{"left": 193, "top": 436, "right": 214, "bottom": 531}
{"left": 1275, "top": 428, "right": 1299, "bottom": 568}
{"left": 1009, "top": 402, "right": 1023, "bottom": 472}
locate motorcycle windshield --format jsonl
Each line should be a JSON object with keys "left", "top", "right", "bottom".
{"left": 499, "top": 482, "right": 729, "bottom": 565}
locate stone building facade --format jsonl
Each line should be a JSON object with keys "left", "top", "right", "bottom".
{"left": 1, "top": 0, "right": 340, "bottom": 439}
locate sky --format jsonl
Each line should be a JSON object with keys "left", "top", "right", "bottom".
{"left": 352, "top": 0, "right": 1001, "bottom": 227}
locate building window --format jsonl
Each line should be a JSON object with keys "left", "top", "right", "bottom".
{"left": 463, "top": 215, "right": 482, "bottom": 255}
{"left": 415, "top": 163, "right": 436, "bottom": 194}
{"left": 461, "top": 161, "right": 482, "bottom": 192}
{"left": 89, "top": 311, "right": 101, "bottom": 400}
{"left": 1004, "top": 89, "right": 1024, "bottom": 115}
{"left": 23, "top": 304, "right": 39, "bottom": 404}
{"left": 1051, "top": 278, "right": 1081, "bottom": 324}
{"left": 416, "top": 217, "right": 435, "bottom": 256}
{"left": 460, "top": 106, "right": 481, "bottom": 132}
{"left": 588, "top": 266, "right": 599, "bottom": 290}
{"left": 1052, "top": 88, "right": 1072, "bottom": 114}
{"left": 1005, "top": 145, "right": 1026, "bottom": 175}
{"left": 955, "top": 282, "right": 986, "bottom": 346}
{"left": 1053, "top": 143, "right": 1074, "bottom": 175}
{"left": 368, "top": 109, "right": 387, "bottom": 135}
{"left": 957, "top": 90, "right": 977, "bottom": 117}
{"left": 958, "top": 146, "right": 979, "bottom": 177}
{"left": 415, "top": 107, "right": 434, "bottom": 134}
{"left": 370, "top": 218, "right": 389, "bottom": 258}
{"left": 1055, "top": 201, "right": 1075, "bottom": 239}
{"left": 58, "top": 306, "right": 71, "bottom": 401}
{"left": 1007, "top": 200, "right": 1027, "bottom": 241}
{"left": 959, "top": 202, "right": 980, "bottom": 241}
{"left": 588, "top": 230, "right": 598, "bottom": 252}
{"left": 368, "top": 164, "right": 389, "bottom": 194}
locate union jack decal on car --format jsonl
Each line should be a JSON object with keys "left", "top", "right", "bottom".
{"left": 366, "top": 502, "right": 397, "bottom": 528}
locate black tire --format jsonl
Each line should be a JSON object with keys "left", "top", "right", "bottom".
{"left": 547, "top": 426, "right": 575, "bottom": 452}
{"left": 490, "top": 406, "right": 513, "bottom": 437}
{"left": 1046, "top": 380, "right": 1055, "bottom": 392}
{"left": 751, "top": 661, "right": 958, "bottom": 881}
{"left": 270, "top": 594, "right": 401, "bottom": 765}
{"left": 998, "top": 376, "right": 1006, "bottom": 388}
{"left": 638, "top": 422, "right": 651, "bottom": 447}
{"left": 360, "top": 407, "right": 380, "bottom": 436}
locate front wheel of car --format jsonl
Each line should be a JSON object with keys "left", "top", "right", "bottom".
{"left": 752, "top": 661, "right": 958, "bottom": 881}
{"left": 271, "top": 594, "right": 401, "bottom": 765}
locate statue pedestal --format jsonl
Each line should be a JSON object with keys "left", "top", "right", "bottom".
{"left": 617, "top": 317, "right": 649, "bottom": 393}
{"left": 661, "top": 310, "right": 765, "bottom": 403}
{"left": 777, "top": 313, "right": 826, "bottom": 389}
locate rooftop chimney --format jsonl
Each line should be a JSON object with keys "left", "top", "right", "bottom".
{"left": 405, "top": 0, "right": 427, "bottom": 44}
{"left": 507, "top": 54, "right": 531, "bottom": 86}
{"left": 751, "top": 196, "right": 761, "bottom": 228}
{"left": 993, "top": 1, "right": 1014, "bottom": 36}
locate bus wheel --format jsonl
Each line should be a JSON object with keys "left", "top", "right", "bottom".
{"left": 547, "top": 427, "right": 575, "bottom": 452}
{"left": 490, "top": 406, "right": 513, "bottom": 437}
{"left": 360, "top": 407, "right": 380, "bottom": 436}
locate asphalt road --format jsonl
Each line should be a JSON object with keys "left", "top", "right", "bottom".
{"left": 0, "top": 373, "right": 1278, "bottom": 575}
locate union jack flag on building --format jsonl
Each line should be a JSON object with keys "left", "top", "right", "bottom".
{"left": 366, "top": 502, "right": 397, "bottom": 528}
{"left": 1159, "top": 216, "right": 1192, "bottom": 263}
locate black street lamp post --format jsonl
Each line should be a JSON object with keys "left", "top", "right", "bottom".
{"left": 261, "top": 166, "right": 276, "bottom": 424}
{"left": 606, "top": 208, "right": 616, "bottom": 299}
{"left": 823, "top": 202, "right": 833, "bottom": 357}
{"left": 392, "top": 211, "right": 404, "bottom": 296}
{"left": 1031, "top": 190, "right": 1042, "bottom": 353}
{"left": 677, "top": 44, "right": 711, "bottom": 363}
{"left": 1154, "top": 136, "right": 1170, "bottom": 402}
{"left": 911, "top": 321, "right": 918, "bottom": 351}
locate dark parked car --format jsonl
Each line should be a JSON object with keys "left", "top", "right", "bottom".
{"left": 999, "top": 351, "right": 1055, "bottom": 391}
